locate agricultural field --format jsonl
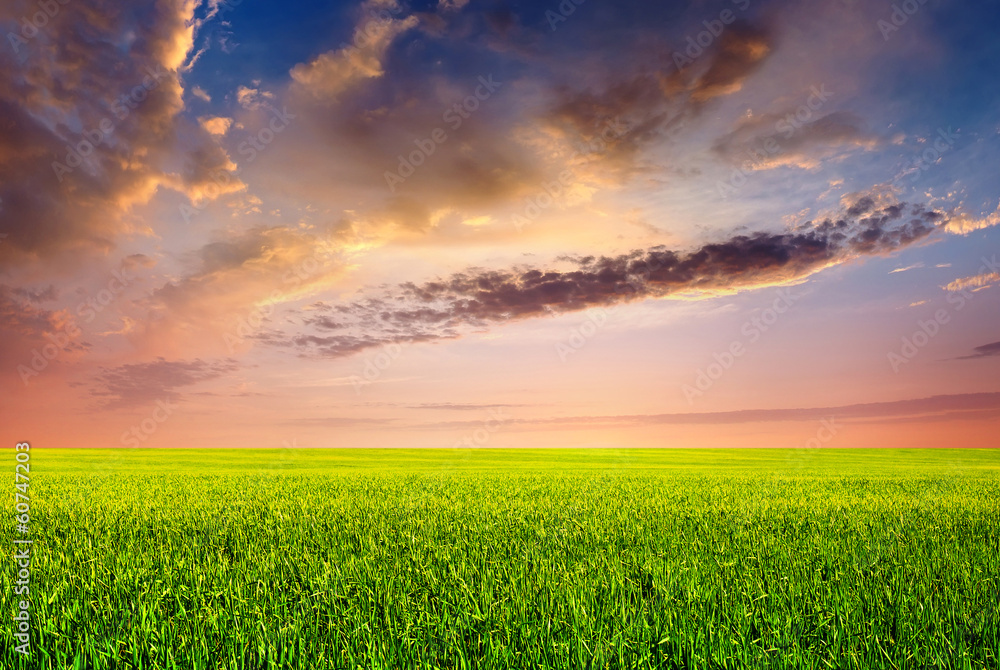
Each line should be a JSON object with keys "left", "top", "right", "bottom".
{"left": 4, "top": 448, "right": 1000, "bottom": 669}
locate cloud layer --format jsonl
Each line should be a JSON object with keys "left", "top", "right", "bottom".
{"left": 275, "top": 197, "right": 946, "bottom": 358}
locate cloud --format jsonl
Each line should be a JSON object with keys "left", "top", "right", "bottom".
{"left": 275, "top": 331, "right": 456, "bottom": 359}
{"left": 957, "top": 342, "right": 1000, "bottom": 360}
{"left": 198, "top": 115, "right": 233, "bottom": 136}
{"left": 269, "top": 197, "right": 946, "bottom": 358}
{"left": 122, "top": 253, "right": 158, "bottom": 272}
{"left": 136, "top": 223, "right": 350, "bottom": 352}
{"left": 191, "top": 85, "right": 212, "bottom": 102}
{"left": 405, "top": 402, "right": 526, "bottom": 410}
{"left": 414, "top": 393, "right": 1000, "bottom": 431}
{"left": 713, "top": 110, "right": 882, "bottom": 171}
{"left": 536, "top": 75, "right": 679, "bottom": 184}
{"left": 686, "top": 23, "right": 771, "bottom": 103}
{"left": 289, "top": 0, "right": 418, "bottom": 101}
{"left": 533, "top": 23, "right": 775, "bottom": 183}
{"left": 943, "top": 272, "right": 999, "bottom": 292}
{"left": 89, "top": 357, "right": 240, "bottom": 409}
{"left": 0, "top": 284, "right": 88, "bottom": 375}
{"left": 235, "top": 84, "right": 275, "bottom": 110}
{"left": 436, "top": 0, "right": 470, "bottom": 12}
{"left": 0, "top": 0, "right": 244, "bottom": 266}
{"left": 0, "top": 285, "right": 70, "bottom": 339}
{"left": 943, "top": 203, "right": 1000, "bottom": 235}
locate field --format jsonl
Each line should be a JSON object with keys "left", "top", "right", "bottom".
{"left": 3, "top": 448, "right": 999, "bottom": 669}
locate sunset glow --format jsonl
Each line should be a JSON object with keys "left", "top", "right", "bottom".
{"left": 2, "top": 0, "right": 998, "bottom": 450}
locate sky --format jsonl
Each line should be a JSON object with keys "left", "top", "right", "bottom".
{"left": 1, "top": 0, "right": 999, "bottom": 450}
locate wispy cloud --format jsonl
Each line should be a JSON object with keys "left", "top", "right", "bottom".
{"left": 90, "top": 358, "right": 240, "bottom": 409}
{"left": 957, "top": 341, "right": 1000, "bottom": 360}
{"left": 943, "top": 272, "right": 999, "bottom": 292}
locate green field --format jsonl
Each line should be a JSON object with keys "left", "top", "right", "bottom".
{"left": 4, "top": 448, "right": 999, "bottom": 669}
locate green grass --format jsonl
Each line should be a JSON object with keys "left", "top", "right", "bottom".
{"left": 3, "top": 449, "right": 999, "bottom": 669}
